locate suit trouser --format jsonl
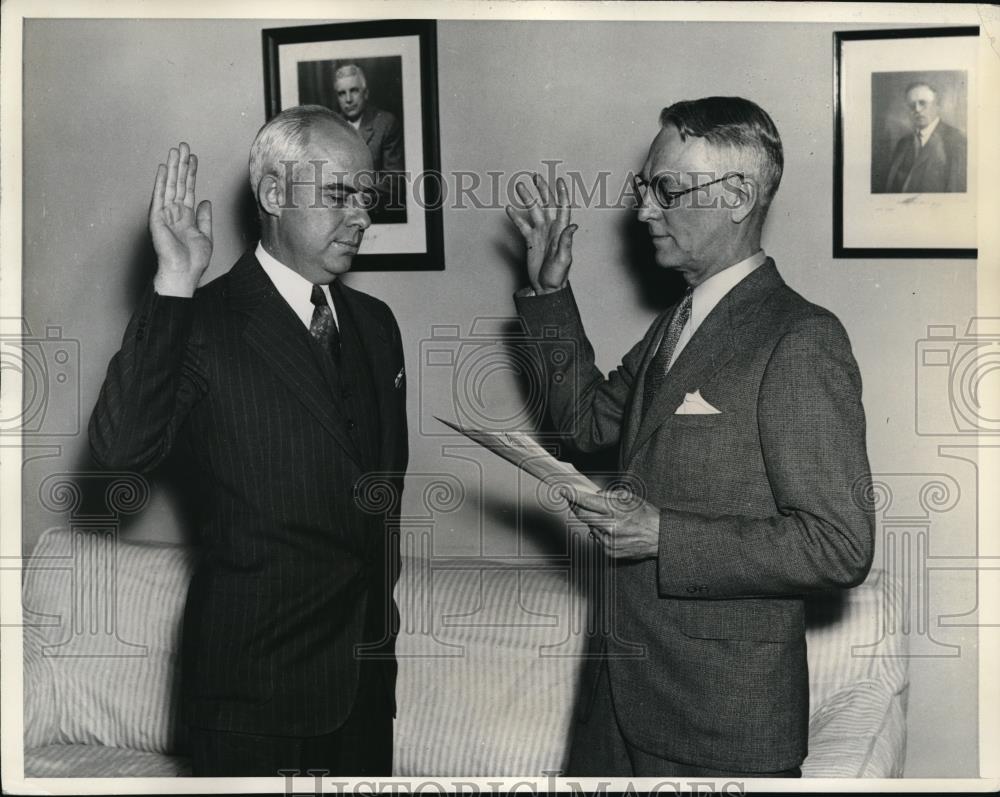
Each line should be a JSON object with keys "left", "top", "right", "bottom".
{"left": 189, "top": 660, "right": 393, "bottom": 777}
{"left": 566, "top": 659, "right": 801, "bottom": 778}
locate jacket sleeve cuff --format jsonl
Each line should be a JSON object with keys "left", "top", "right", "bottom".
{"left": 513, "top": 281, "right": 579, "bottom": 326}
{"left": 657, "top": 506, "right": 715, "bottom": 598}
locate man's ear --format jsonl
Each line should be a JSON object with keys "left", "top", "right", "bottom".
{"left": 726, "top": 175, "right": 759, "bottom": 224}
{"left": 257, "top": 174, "right": 284, "bottom": 219}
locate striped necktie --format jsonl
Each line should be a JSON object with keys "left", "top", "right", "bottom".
{"left": 309, "top": 284, "right": 341, "bottom": 364}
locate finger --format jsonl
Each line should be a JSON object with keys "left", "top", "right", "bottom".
{"left": 164, "top": 147, "right": 179, "bottom": 205}
{"left": 175, "top": 142, "right": 190, "bottom": 207}
{"left": 534, "top": 172, "right": 558, "bottom": 221}
{"left": 515, "top": 181, "right": 545, "bottom": 227}
{"left": 556, "top": 177, "right": 572, "bottom": 228}
{"left": 566, "top": 488, "right": 614, "bottom": 515}
{"left": 534, "top": 172, "right": 556, "bottom": 221}
{"left": 196, "top": 199, "right": 213, "bottom": 241}
{"left": 574, "top": 512, "right": 614, "bottom": 529}
{"left": 585, "top": 525, "right": 613, "bottom": 551}
{"left": 533, "top": 172, "right": 552, "bottom": 204}
{"left": 556, "top": 224, "right": 578, "bottom": 263}
{"left": 505, "top": 205, "right": 533, "bottom": 237}
{"left": 183, "top": 152, "right": 198, "bottom": 210}
{"left": 150, "top": 163, "right": 167, "bottom": 217}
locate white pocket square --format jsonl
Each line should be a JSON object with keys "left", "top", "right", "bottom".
{"left": 674, "top": 389, "right": 722, "bottom": 415}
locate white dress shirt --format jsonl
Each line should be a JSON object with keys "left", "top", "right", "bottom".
{"left": 255, "top": 242, "right": 339, "bottom": 330}
{"left": 666, "top": 249, "right": 767, "bottom": 370}
{"left": 917, "top": 116, "right": 940, "bottom": 148}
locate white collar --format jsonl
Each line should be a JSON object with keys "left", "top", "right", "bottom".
{"left": 255, "top": 242, "right": 338, "bottom": 329}
{"left": 689, "top": 249, "right": 767, "bottom": 331}
{"left": 918, "top": 117, "right": 941, "bottom": 146}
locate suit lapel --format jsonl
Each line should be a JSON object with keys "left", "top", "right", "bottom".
{"left": 623, "top": 260, "right": 782, "bottom": 467}
{"left": 358, "top": 108, "right": 376, "bottom": 145}
{"left": 336, "top": 283, "right": 398, "bottom": 472}
{"left": 621, "top": 311, "right": 672, "bottom": 463}
{"left": 625, "top": 305, "right": 736, "bottom": 466}
{"left": 227, "top": 252, "right": 364, "bottom": 469}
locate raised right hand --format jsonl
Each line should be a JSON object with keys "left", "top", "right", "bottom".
{"left": 150, "top": 142, "right": 213, "bottom": 297}
{"left": 505, "top": 173, "right": 577, "bottom": 294}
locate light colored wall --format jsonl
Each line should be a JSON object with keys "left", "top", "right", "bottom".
{"left": 22, "top": 18, "right": 979, "bottom": 777}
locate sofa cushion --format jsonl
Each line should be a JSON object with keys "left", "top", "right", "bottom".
{"left": 24, "top": 744, "right": 191, "bottom": 777}
{"left": 22, "top": 528, "right": 196, "bottom": 753}
{"left": 393, "top": 561, "right": 587, "bottom": 776}
{"left": 805, "top": 568, "right": 909, "bottom": 713}
{"left": 801, "top": 681, "right": 908, "bottom": 778}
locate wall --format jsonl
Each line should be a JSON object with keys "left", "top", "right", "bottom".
{"left": 21, "top": 17, "right": 981, "bottom": 777}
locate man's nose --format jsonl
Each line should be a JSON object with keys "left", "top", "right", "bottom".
{"left": 636, "top": 196, "right": 662, "bottom": 224}
{"left": 347, "top": 205, "right": 371, "bottom": 230}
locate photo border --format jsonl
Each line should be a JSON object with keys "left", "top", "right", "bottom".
{"left": 833, "top": 26, "right": 979, "bottom": 259}
{"left": 262, "top": 19, "right": 445, "bottom": 271}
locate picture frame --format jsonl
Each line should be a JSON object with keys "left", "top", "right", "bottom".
{"left": 833, "top": 26, "right": 979, "bottom": 258}
{"left": 263, "top": 19, "right": 444, "bottom": 271}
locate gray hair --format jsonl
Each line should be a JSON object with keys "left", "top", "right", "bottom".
{"left": 333, "top": 63, "right": 367, "bottom": 88}
{"left": 659, "top": 96, "right": 784, "bottom": 211}
{"left": 248, "top": 104, "right": 357, "bottom": 195}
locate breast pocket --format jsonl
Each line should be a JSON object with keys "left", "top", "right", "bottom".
{"left": 668, "top": 413, "right": 726, "bottom": 429}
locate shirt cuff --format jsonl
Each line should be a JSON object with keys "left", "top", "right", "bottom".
{"left": 514, "top": 283, "right": 570, "bottom": 299}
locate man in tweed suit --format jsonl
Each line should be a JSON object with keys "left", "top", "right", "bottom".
{"left": 506, "top": 97, "right": 874, "bottom": 777}
{"left": 90, "top": 106, "right": 408, "bottom": 776}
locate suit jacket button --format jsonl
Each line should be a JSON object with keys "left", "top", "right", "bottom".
{"left": 346, "top": 419, "right": 356, "bottom": 431}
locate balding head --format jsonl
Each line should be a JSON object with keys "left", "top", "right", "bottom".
{"left": 249, "top": 104, "right": 365, "bottom": 197}
{"left": 249, "top": 105, "right": 374, "bottom": 283}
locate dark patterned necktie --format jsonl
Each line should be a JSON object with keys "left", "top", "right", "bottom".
{"left": 309, "top": 284, "right": 341, "bottom": 363}
{"left": 642, "top": 289, "right": 692, "bottom": 419}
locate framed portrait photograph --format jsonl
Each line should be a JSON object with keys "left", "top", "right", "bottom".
{"left": 833, "top": 27, "right": 979, "bottom": 258}
{"left": 263, "top": 19, "right": 444, "bottom": 270}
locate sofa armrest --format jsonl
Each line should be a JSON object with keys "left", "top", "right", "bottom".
{"left": 802, "top": 680, "right": 907, "bottom": 778}
{"left": 23, "top": 628, "right": 58, "bottom": 748}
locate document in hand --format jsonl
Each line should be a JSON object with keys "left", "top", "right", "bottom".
{"left": 434, "top": 417, "right": 602, "bottom": 499}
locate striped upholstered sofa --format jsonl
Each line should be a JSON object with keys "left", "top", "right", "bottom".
{"left": 22, "top": 528, "right": 908, "bottom": 778}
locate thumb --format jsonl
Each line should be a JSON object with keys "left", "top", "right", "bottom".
{"left": 557, "top": 224, "right": 578, "bottom": 261}
{"left": 196, "top": 200, "right": 213, "bottom": 241}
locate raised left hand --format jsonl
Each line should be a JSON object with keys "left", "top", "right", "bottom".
{"left": 563, "top": 487, "right": 661, "bottom": 560}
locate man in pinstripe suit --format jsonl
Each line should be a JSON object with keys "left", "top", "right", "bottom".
{"left": 90, "top": 106, "right": 408, "bottom": 776}
{"left": 506, "top": 97, "right": 874, "bottom": 776}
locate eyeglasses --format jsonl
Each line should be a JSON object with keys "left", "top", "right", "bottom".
{"left": 632, "top": 171, "right": 744, "bottom": 210}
